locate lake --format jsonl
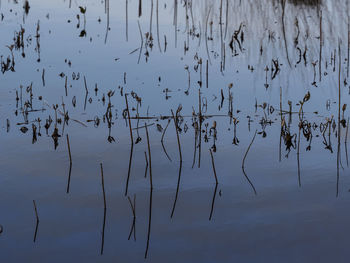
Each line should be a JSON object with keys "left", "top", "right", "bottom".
{"left": 0, "top": 0, "right": 350, "bottom": 262}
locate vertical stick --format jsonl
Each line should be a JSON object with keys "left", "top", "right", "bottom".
{"left": 219, "top": 0, "right": 223, "bottom": 71}
{"left": 348, "top": 17, "right": 350, "bottom": 78}
{"left": 224, "top": 0, "right": 229, "bottom": 39}
{"left": 83, "top": 76, "right": 88, "bottom": 111}
{"left": 337, "top": 41, "right": 341, "bottom": 197}
{"left": 198, "top": 89, "right": 202, "bottom": 168}
{"left": 127, "top": 195, "right": 136, "bottom": 241}
{"left": 33, "top": 200, "right": 39, "bottom": 222}
{"left": 104, "top": 0, "right": 110, "bottom": 44}
{"left": 172, "top": 110, "right": 182, "bottom": 163}
{"left": 242, "top": 131, "right": 258, "bottom": 195}
{"left": 174, "top": 0, "right": 178, "bottom": 48}
{"left": 144, "top": 151, "right": 149, "bottom": 178}
{"left": 281, "top": 0, "right": 291, "bottom": 67}
{"left": 345, "top": 117, "right": 349, "bottom": 167}
{"left": 205, "top": 7, "right": 212, "bottom": 65}
{"left": 145, "top": 124, "right": 153, "bottom": 189}
{"left": 279, "top": 87, "right": 283, "bottom": 162}
{"left": 100, "top": 163, "right": 106, "bottom": 210}
{"left": 150, "top": 0, "right": 153, "bottom": 37}
{"left": 138, "top": 0, "right": 142, "bottom": 17}
{"left": 206, "top": 60, "right": 209, "bottom": 89}
{"left": 83, "top": 76, "right": 88, "bottom": 93}
{"left": 124, "top": 94, "right": 134, "bottom": 196}
{"left": 33, "top": 200, "right": 39, "bottom": 243}
{"left": 161, "top": 119, "right": 172, "bottom": 162}
{"left": 156, "top": 0, "right": 162, "bottom": 53}
{"left": 66, "top": 134, "right": 73, "bottom": 193}
{"left": 209, "top": 184, "right": 218, "bottom": 221}
{"left": 319, "top": 10, "right": 322, "bottom": 82}
{"left": 126, "top": 0, "right": 128, "bottom": 41}
{"left": 42, "top": 68, "right": 45, "bottom": 87}
{"left": 65, "top": 76, "right": 68, "bottom": 96}
{"left": 209, "top": 149, "right": 218, "bottom": 184}
{"left": 297, "top": 124, "right": 301, "bottom": 187}
{"left": 144, "top": 124, "right": 153, "bottom": 259}
{"left": 170, "top": 110, "right": 182, "bottom": 218}
{"left": 100, "top": 163, "right": 107, "bottom": 255}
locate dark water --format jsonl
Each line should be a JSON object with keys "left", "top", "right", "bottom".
{"left": 0, "top": 0, "right": 350, "bottom": 262}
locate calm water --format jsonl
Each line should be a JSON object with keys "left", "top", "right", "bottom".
{"left": 0, "top": 0, "right": 350, "bottom": 262}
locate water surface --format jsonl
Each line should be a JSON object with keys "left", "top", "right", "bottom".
{"left": 0, "top": 0, "right": 350, "bottom": 262}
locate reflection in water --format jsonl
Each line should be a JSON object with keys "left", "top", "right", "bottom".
{"left": 0, "top": 0, "right": 350, "bottom": 262}
{"left": 337, "top": 43, "right": 341, "bottom": 197}
{"left": 32, "top": 200, "right": 39, "bottom": 243}
{"left": 66, "top": 134, "right": 73, "bottom": 193}
{"left": 242, "top": 130, "right": 258, "bottom": 195}
{"left": 127, "top": 194, "right": 136, "bottom": 241}
{"left": 170, "top": 109, "right": 183, "bottom": 218}
{"left": 208, "top": 149, "right": 218, "bottom": 220}
{"left": 144, "top": 124, "right": 153, "bottom": 259}
{"left": 100, "top": 163, "right": 107, "bottom": 255}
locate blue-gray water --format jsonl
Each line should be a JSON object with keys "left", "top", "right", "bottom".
{"left": 0, "top": 0, "right": 350, "bottom": 262}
